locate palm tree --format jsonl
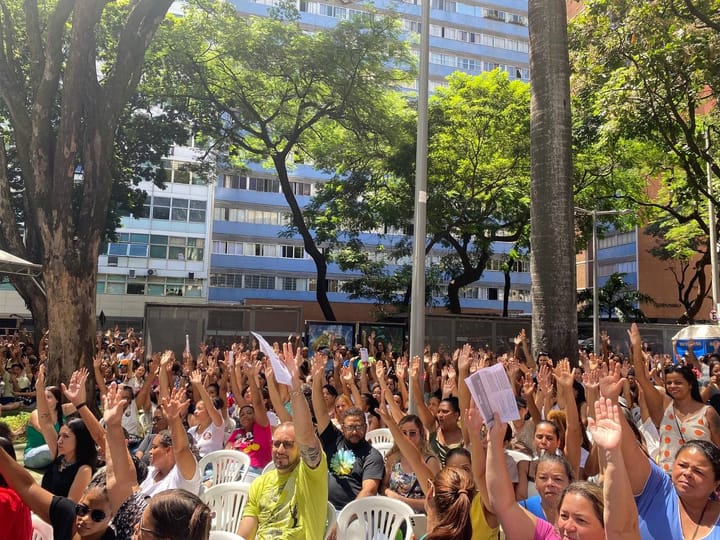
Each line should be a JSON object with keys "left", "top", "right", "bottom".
{"left": 529, "top": 0, "right": 578, "bottom": 361}
{"left": 577, "top": 272, "right": 656, "bottom": 322}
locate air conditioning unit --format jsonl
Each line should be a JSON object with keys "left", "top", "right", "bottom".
{"left": 128, "top": 269, "right": 136, "bottom": 278}
{"left": 147, "top": 269, "right": 155, "bottom": 276}
{"left": 107, "top": 256, "right": 118, "bottom": 267}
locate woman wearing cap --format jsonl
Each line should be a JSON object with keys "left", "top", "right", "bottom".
{"left": 628, "top": 323, "right": 720, "bottom": 473}
{"left": 226, "top": 360, "right": 271, "bottom": 476}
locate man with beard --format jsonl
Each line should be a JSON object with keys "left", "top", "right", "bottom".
{"left": 237, "top": 344, "right": 328, "bottom": 540}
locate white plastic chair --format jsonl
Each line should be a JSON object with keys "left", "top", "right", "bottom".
{"left": 261, "top": 460, "right": 276, "bottom": 474}
{"left": 372, "top": 441, "right": 393, "bottom": 460}
{"left": 366, "top": 428, "right": 393, "bottom": 445}
{"left": 201, "top": 481, "right": 252, "bottom": 534}
{"left": 199, "top": 450, "right": 251, "bottom": 486}
{"left": 336, "top": 496, "right": 414, "bottom": 540}
{"left": 325, "top": 501, "right": 337, "bottom": 539}
{"left": 31, "top": 513, "right": 53, "bottom": 540}
{"left": 209, "top": 532, "right": 244, "bottom": 540}
{"left": 210, "top": 531, "right": 245, "bottom": 540}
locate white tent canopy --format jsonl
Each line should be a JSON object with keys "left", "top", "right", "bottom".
{"left": 672, "top": 325, "right": 720, "bottom": 341}
{"left": 0, "top": 249, "right": 42, "bottom": 277}
{"left": 0, "top": 249, "right": 44, "bottom": 296}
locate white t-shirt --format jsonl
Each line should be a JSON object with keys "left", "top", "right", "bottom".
{"left": 121, "top": 399, "right": 143, "bottom": 437}
{"left": 188, "top": 420, "right": 225, "bottom": 458}
{"left": 140, "top": 462, "right": 201, "bottom": 497}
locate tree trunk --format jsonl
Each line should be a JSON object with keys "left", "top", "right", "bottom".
{"left": 273, "top": 155, "right": 336, "bottom": 321}
{"left": 529, "top": 0, "right": 578, "bottom": 363}
{"left": 447, "top": 266, "right": 486, "bottom": 314}
{"left": 503, "top": 268, "right": 511, "bottom": 317}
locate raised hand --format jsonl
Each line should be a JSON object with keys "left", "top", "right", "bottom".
{"left": 103, "top": 382, "right": 127, "bottom": 426}
{"left": 37, "top": 364, "right": 46, "bottom": 388}
{"left": 457, "top": 343, "right": 472, "bottom": 373}
{"left": 162, "top": 387, "right": 189, "bottom": 419}
{"left": 408, "top": 356, "right": 420, "bottom": 380}
{"left": 598, "top": 359, "right": 625, "bottom": 400}
{"left": 521, "top": 375, "right": 536, "bottom": 397}
{"left": 61, "top": 368, "right": 89, "bottom": 405}
{"left": 189, "top": 369, "right": 204, "bottom": 386}
{"left": 311, "top": 351, "right": 326, "bottom": 378}
{"left": 553, "top": 358, "right": 574, "bottom": 390}
{"left": 587, "top": 397, "right": 622, "bottom": 450}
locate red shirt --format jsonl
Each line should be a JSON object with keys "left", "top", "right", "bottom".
{"left": 0, "top": 486, "right": 32, "bottom": 540}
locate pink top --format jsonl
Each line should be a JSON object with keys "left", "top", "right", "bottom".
{"left": 534, "top": 519, "right": 560, "bottom": 540}
{"left": 227, "top": 421, "right": 272, "bottom": 469}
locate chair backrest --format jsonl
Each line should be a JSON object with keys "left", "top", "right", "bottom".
{"left": 372, "top": 442, "right": 393, "bottom": 460}
{"left": 366, "top": 428, "right": 393, "bottom": 445}
{"left": 325, "top": 501, "right": 337, "bottom": 539}
{"left": 261, "top": 460, "right": 276, "bottom": 475}
{"left": 209, "top": 531, "right": 244, "bottom": 540}
{"left": 201, "top": 481, "right": 252, "bottom": 534}
{"left": 198, "top": 449, "right": 251, "bottom": 486}
{"left": 31, "top": 513, "right": 53, "bottom": 540}
{"left": 336, "top": 496, "right": 414, "bottom": 540}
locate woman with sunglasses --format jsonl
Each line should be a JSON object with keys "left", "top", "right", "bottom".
{"left": 628, "top": 323, "right": 720, "bottom": 473}
{"left": 380, "top": 412, "right": 441, "bottom": 512}
{"left": 0, "top": 431, "right": 115, "bottom": 540}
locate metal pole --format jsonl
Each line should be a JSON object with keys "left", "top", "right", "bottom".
{"left": 592, "top": 211, "right": 600, "bottom": 355}
{"left": 707, "top": 127, "right": 719, "bottom": 322}
{"left": 408, "top": 0, "right": 431, "bottom": 414}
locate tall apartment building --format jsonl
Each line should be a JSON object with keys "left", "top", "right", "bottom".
{"left": 209, "top": 0, "right": 532, "bottom": 321}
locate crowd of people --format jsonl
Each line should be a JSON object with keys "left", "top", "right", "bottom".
{"left": 0, "top": 323, "right": 717, "bottom": 539}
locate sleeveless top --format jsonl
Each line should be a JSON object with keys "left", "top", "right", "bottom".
{"left": 429, "top": 430, "right": 463, "bottom": 467}
{"left": 388, "top": 459, "right": 429, "bottom": 499}
{"left": 658, "top": 402, "right": 711, "bottom": 472}
{"left": 41, "top": 458, "right": 84, "bottom": 498}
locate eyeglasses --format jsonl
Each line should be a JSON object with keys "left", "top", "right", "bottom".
{"left": 343, "top": 425, "right": 366, "bottom": 432}
{"left": 272, "top": 440, "right": 295, "bottom": 449}
{"left": 75, "top": 503, "right": 108, "bottom": 522}
{"left": 138, "top": 522, "right": 161, "bottom": 536}
{"left": 401, "top": 430, "right": 419, "bottom": 437}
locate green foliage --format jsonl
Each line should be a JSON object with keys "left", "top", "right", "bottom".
{"left": 569, "top": 0, "right": 720, "bottom": 321}
{"left": 577, "top": 272, "right": 655, "bottom": 322}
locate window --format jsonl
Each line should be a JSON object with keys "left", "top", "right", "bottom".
{"left": 282, "top": 245, "right": 305, "bottom": 259}
{"left": 282, "top": 277, "right": 297, "bottom": 290}
{"left": 290, "top": 181, "right": 311, "bottom": 196}
{"left": 245, "top": 275, "right": 276, "bottom": 289}
{"left": 189, "top": 200, "right": 206, "bottom": 223}
{"left": 127, "top": 283, "right": 145, "bottom": 295}
{"left": 171, "top": 198, "right": 189, "bottom": 222}
{"left": 151, "top": 197, "right": 170, "bottom": 220}
{"left": 223, "top": 174, "right": 245, "bottom": 189}
{"left": 248, "top": 177, "right": 280, "bottom": 193}
{"left": 488, "top": 288, "right": 498, "bottom": 300}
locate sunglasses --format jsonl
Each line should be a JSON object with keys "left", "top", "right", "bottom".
{"left": 272, "top": 440, "right": 295, "bottom": 449}
{"left": 75, "top": 503, "right": 108, "bottom": 522}
{"left": 343, "top": 425, "right": 365, "bottom": 433}
{"left": 401, "top": 430, "right": 419, "bottom": 437}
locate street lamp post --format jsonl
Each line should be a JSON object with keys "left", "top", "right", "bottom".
{"left": 407, "top": 0, "right": 431, "bottom": 414}
{"left": 575, "top": 207, "right": 633, "bottom": 354}
{"left": 707, "top": 128, "right": 719, "bottom": 322}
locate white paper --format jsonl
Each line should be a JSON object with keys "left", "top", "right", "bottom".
{"left": 360, "top": 347, "right": 369, "bottom": 364}
{"left": 464, "top": 362, "right": 520, "bottom": 427}
{"left": 228, "top": 350, "right": 234, "bottom": 366}
{"left": 185, "top": 334, "right": 190, "bottom": 353}
{"left": 251, "top": 331, "right": 292, "bottom": 386}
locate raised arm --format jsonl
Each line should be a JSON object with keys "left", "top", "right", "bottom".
{"left": 311, "top": 351, "right": 331, "bottom": 433}
{"left": 103, "top": 383, "right": 138, "bottom": 512}
{"left": 554, "top": 359, "right": 581, "bottom": 478}
{"left": 243, "top": 361, "right": 269, "bottom": 427}
{"left": 61, "top": 368, "right": 107, "bottom": 453}
{"left": 456, "top": 344, "right": 473, "bottom": 442}
{"left": 282, "top": 342, "right": 323, "bottom": 468}
{"left": 517, "top": 329, "right": 536, "bottom": 371}
{"left": 135, "top": 353, "right": 159, "bottom": 410}
{"left": 464, "top": 406, "right": 499, "bottom": 528}
{"left": 93, "top": 352, "right": 109, "bottom": 397}
{"left": 485, "top": 413, "right": 539, "bottom": 539}
{"left": 264, "top": 363, "right": 292, "bottom": 424}
{"left": 628, "top": 324, "right": 664, "bottom": 427}
{"left": 408, "top": 356, "right": 436, "bottom": 431}
{"left": 375, "top": 396, "right": 435, "bottom": 491}
{"left": 35, "top": 365, "right": 59, "bottom": 458}
{"left": 521, "top": 375, "right": 542, "bottom": 425}
{"left": 189, "top": 369, "right": 223, "bottom": 427}
{"left": 598, "top": 360, "right": 651, "bottom": 495}
{"left": 588, "top": 398, "right": 640, "bottom": 540}
{"left": 341, "top": 365, "right": 362, "bottom": 407}
{"left": 162, "top": 387, "right": 197, "bottom": 481}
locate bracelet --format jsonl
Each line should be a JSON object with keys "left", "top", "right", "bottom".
{"left": 288, "top": 390, "right": 303, "bottom": 399}
{"left": 75, "top": 402, "right": 87, "bottom": 411}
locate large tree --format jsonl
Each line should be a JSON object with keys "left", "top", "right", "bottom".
{"left": 528, "top": 0, "right": 578, "bottom": 361}
{"left": 569, "top": 0, "right": 720, "bottom": 323}
{"left": 155, "top": 1, "right": 414, "bottom": 321}
{"left": 0, "top": 0, "right": 174, "bottom": 383}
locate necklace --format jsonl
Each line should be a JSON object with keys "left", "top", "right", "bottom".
{"left": 684, "top": 499, "right": 709, "bottom": 540}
